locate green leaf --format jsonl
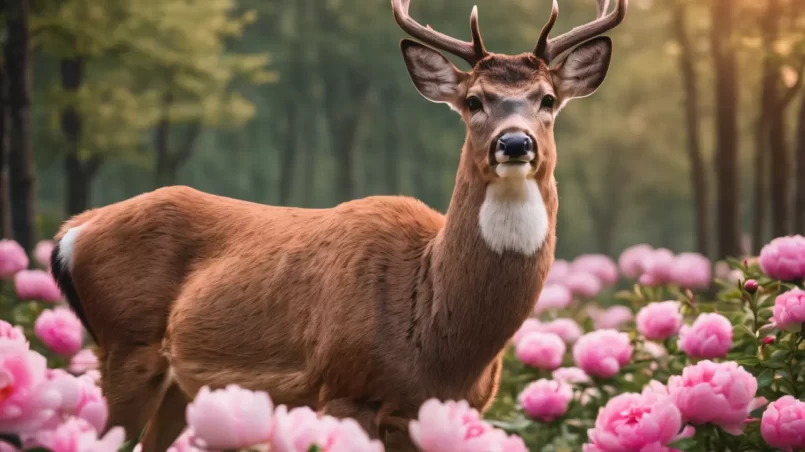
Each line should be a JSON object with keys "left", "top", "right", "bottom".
{"left": 0, "top": 434, "right": 22, "bottom": 449}
{"left": 487, "top": 418, "right": 532, "bottom": 432}
{"left": 667, "top": 438, "right": 698, "bottom": 450}
{"left": 733, "top": 355, "right": 760, "bottom": 366}
{"left": 757, "top": 368, "right": 774, "bottom": 388}
{"left": 25, "top": 448, "right": 52, "bottom": 452}
{"left": 307, "top": 446, "right": 322, "bottom": 452}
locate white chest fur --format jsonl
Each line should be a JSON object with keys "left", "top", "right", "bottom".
{"left": 478, "top": 178, "right": 549, "bottom": 256}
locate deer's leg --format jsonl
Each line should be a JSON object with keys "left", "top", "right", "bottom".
{"left": 140, "top": 381, "right": 188, "bottom": 452}
{"left": 319, "top": 398, "right": 381, "bottom": 440}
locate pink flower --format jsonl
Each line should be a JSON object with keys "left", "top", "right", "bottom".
{"left": 572, "top": 330, "right": 632, "bottom": 378}
{"left": 29, "top": 418, "right": 124, "bottom": 452}
{"left": 772, "top": 289, "right": 805, "bottom": 333}
{"left": 572, "top": 254, "right": 619, "bottom": 286}
{"left": 68, "top": 349, "right": 98, "bottom": 375}
{"left": 47, "top": 371, "right": 108, "bottom": 432}
{"left": 14, "top": 270, "right": 63, "bottom": 302}
{"left": 270, "top": 405, "right": 382, "bottom": 452}
{"left": 409, "top": 399, "right": 527, "bottom": 452}
{"left": 552, "top": 367, "right": 590, "bottom": 384}
{"left": 761, "top": 396, "right": 805, "bottom": 451}
{"left": 583, "top": 389, "right": 685, "bottom": 452}
{"left": 514, "top": 332, "right": 566, "bottom": 370}
{"left": 33, "top": 241, "right": 55, "bottom": 269}
{"left": 636, "top": 301, "right": 682, "bottom": 341}
{"left": 589, "top": 305, "right": 633, "bottom": 330}
{"left": 512, "top": 318, "right": 541, "bottom": 344}
{"left": 167, "top": 429, "right": 196, "bottom": 452}
{"left": 618, "top": 244, "right": 653, "bottom": 279}
{"left": 670, "top": 252, "right": 712, "bottom": 289}
{"left": 564, "top": 271, "right": 602, "bottom": 298}
{"left": 759, "top": 235, "right": 805, "bottom": 281}
{"left": 677, "top": 313, "right": 733, "bottom": 359}
{"left": 0, "top": 341, "right": 62, "bottom": 434}
{"left": 34, "top": 308, "right": 83, "bottom": 357}
{"left": 539, "top": 318, "right": 582, "bottom": 344}
{"left": 186, "top": 385, "right": 273, "bottom": 450}
{"left": 546, "top": 259, "right": 571, "bottom": 284}
{"left": 534, "top": 284, "right": 572, "bottom": 314}
{"left": 0, "top": 320, "right": 27, "bottom": 345}
{"left": 518, "top": 379, "right": 572, "bottom": 422}
{"left": 638, "top": 248, "right": 675, "bottom": 286}
{"left": 0, "top": 240, "right": 28, "bottom": 279}
{"left": 668, "top": 360, "right": 758, "bottom": 435}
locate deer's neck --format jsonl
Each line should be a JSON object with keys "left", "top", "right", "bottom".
{"left": 421, "top": 149, "right": 558, "bottom": 391}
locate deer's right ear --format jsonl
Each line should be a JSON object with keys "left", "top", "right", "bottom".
{"left": 401, "top": 39, "right": 468, "bottom": 110}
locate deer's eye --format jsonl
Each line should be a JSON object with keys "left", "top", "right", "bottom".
{"left": 541, "top": 94, "right": 556, "bottom": 110}
{"left": 466, "top": 96, "right": 483, "bottom": 112}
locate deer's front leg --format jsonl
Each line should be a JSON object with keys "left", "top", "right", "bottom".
{"left": 318, "top": 397, "right": 382, "bottom": 440}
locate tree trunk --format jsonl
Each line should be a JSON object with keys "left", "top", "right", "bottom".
{"left": 5, "top": 0, "right": 36, "bottom": 253}
{"left": 751, "top": 116, "right": 768, "bottom": 251}
{"left": 384, "top": 89, "right": 400, "bottom": 195}
{"left": 0, "top": 69, "right": 11, "bottom": 239}
{"left": 710, "top": 0, "right": 741, "bottom": 259}
{"left": 794, "top": 92, "right": 805, "bottom": 233}
{"left": 672, "top": 0, "right": 709, "bottom": 257}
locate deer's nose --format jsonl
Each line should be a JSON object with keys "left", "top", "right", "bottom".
{"left": 496, "top": 132, "right": 534, "bottom": 159}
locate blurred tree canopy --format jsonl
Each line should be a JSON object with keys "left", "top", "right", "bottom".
{"left": 0, "top": 0, "right": 804, "bottom": 259}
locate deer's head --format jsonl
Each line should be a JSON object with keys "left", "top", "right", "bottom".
{"left": 393, "top": 0, "right": 627, "bottom": 182}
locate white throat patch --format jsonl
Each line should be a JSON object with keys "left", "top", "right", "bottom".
{"left": 478, "top": 179, "right": 549, "bottom": 256}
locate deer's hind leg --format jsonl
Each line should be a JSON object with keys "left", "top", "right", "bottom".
{"left": 140, "top": 376, "right": 189, "bottom": 452}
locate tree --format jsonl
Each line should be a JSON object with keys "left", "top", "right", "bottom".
{"left": 795, "top": 84, "right": 805, "bottom": 233}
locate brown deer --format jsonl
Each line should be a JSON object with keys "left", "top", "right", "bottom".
{"left": 49, "top": 0, "right": 627, "bottom": 450}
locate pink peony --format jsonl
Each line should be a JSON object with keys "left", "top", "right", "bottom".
{"left": 47, "top": 370, "right": 108, "bottom": 432}
{"left": 513, "top": 318, "right": 541, "bottom": 344}
{"left": 670, "top": 252, "right": 712, "bottom": 289}
{"left": 761, "top": 396, "right": 805, "bottom": 451}
{"left": 518, "top": 379, "right": 572, "bottom": 422}
{"left": 564, "top": 271, "right": 602, "bottom": 298}
{"left": 572, "top": 254, "right": 619, "bottom": 286}
{"left": 14, "top": 270, "right": 63, "bottom": 302}
{"left": 0, "top": 239, "right": 28, "bottom": 279}
{"left": 677, "top": 313, "right": 733, "bottom": 359}
{"left": 668, "top": 360, "right": 759, "bottom": 435}
{"left": 270, "top": 405, "right": 382, "bottom": 452}
{"left": 0, "top": 320, "right": 27, "bottom": 345}
{"left": 539, "top": 318, "right": 582, "bottom": 344}
{"left": 29, "top": 417, "right": 124, "bottom": 452}
{"left": 34, "top": 308, "right": 83, "bottom": 357}
{"left": 0, "top": 340, "right": 62, "bottom": 434}
{"left": 636, "top": 301, "right": 682, "bottom": 341}
{"left": 33, "top": 240, "right": 55, "bottom": 269}
{"left": 534, "top": 284, "right": 572, "bottom": 314}
{"left": 409, "top": 399, "right": 527, "bottom": 452}
{"left": 167, "top": 429, "right": 196, "bottom": 452}
{"left": 618, "top": 244, "right": 653, "bottom": 279}
{"left": 638, "top": 248, "right": 676, "bottom": 286}
{"left": 514, "top": 332, "right": 566, "bottom": 370}
{"left": 546, "top": 259, "right": 571, "bottom": 284}
{"left": 186, "top": 385, "right": 273, "bottom": 450}
{"left": 759, "top": 235, "right": 805, "bottom": 281}
{"left": 583, "top": 388, "right": 687, "bottom": 452}
{"left": 552, "top": 367, "right": 590, "bottom": 384}
{"left": 589, "top": 305, "right": 633, "bottom": 330}
{"left": 772, "top": 289, "right": 805, "bottom": 333}
{"left": 68, "top": 349, "right": 98, "bottom": 375}
{"left": 572, "top": 330, "right": 633, "bottom": 378}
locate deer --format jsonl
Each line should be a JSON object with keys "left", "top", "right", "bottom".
{"left": 49, "top": 0, "right": 627, "bottom": 450}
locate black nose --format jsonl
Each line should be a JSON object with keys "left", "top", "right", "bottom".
{"left": 496, "top": 132, "right": 534, "bottom": 158}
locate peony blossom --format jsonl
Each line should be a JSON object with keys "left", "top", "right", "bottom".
{"left": 513, "top": 318, "right": 541, "bottom": 344}
{"left": 552, "top": 367, "right": 590, "bottom": 384}
{"left": 638, "top": 248, "right": 675, "bottom": 286}
{"left": 28, "top": 417, "right": 124, "bottom": 452}
{"left": 571, "top": 254, "right": 619, "bottom": 286}
{"left": 409, "top": 399, "right": 527, "bottom": 452}
{"left": 33, "top": 240, "right": 55, "bottom": 269}
{"left": 271, "top": 405, "right": 383, "bottom": 452}
{"left": 0, "top": 340, "right": 62, "bottom": 434}
{"left": 534, "top": 284, "right": 573, "bottom": 314}
{"left": 772, "top": 289, "right": 805, "bottom": 333}
{"left": 69, "top": 349, "right": 99, "bottom": 375}
{"left": 514, "top": 332, "right": 566, "bottom": 370}
{"left": 759, "top": 235, "right": 805, "bottom": 281}
{"left": 588, "top": 305, "right": 633, "bottom": 330}
{"left": 636, "top": 301, "right": 682, "bottom": 341}
{"left": 546, "top": 259, "right": 571, "bottom": 285}
{"left": 668, "top": 360, "right": 759, "bottom": 435}
{"left": 518, "top": 379, "right": 572, "bottom": 422}
{"left": 761, "top": 396, "right": 805, "bottom": 451}
{"left": 572, "top": 330, "right": 632, "bottom": 378}
{"left": 677, "top": 312, "right": 733, "bottom": 359}
{"left": 186, "top": 385, "right": 273, "bottom": 450}
{"left": 47, "top": 370, "right": 108, "bottom": 432}
{"left": 34, "top": 308, "right": 83, "bottom": 357}
{"left": 618, "top": 244, "right": 654, "bottom": 279}
{"left": 670, "top": 252, "right": 712, "bottom": 289}
{"left": 15, "top": 270, "right": 63, "bottom": 303}
{"left": 0, "top": 239, "right": 28, "bottom": 279}
{"left": 538, "top": 318, "right": 582, "bottom": 344}
{"left": 564, "top": 271, "right": 602, "bottom": 299}
{"left": 0, "top": 319, "right": 27, "bottom": 345}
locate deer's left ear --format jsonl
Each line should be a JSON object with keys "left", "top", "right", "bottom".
{"left": 552, "top": 36, "right": 612, "bottom": 105}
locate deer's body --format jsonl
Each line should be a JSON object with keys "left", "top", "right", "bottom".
{"left": 51, "top": 0, "right": 626, "bottom": 450}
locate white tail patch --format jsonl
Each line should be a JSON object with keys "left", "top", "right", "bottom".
{"left": 478, "top": 179, "right": 548, "bottom": 256}
{"left": 58, "top": 225, "right": 85, "bottom": 271}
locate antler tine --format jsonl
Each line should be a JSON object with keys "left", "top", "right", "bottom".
{"left": 533, "top": 0, "right": 559, "bottom": 62}
{"left": 391, "top": 0, "right": 488, "bottom": 66}
{"left": 538, "top": 0, "right": 628, "bottom": 63}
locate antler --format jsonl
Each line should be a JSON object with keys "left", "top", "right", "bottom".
{"left": 534, "top": 0, "right": 628, "bottom": 63}
{"left": 391, "top": 0, "right": 488, "bottom": 66}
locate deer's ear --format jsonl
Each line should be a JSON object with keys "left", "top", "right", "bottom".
{"left": 401, "top": 39, "right": 468, "bottom": 110}
{"left": 552, "top": 36, "right": 612, "bottom": 105}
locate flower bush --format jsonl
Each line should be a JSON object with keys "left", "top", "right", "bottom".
{"left": 2, "top": 236, "right": 805, "bottom": 452}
